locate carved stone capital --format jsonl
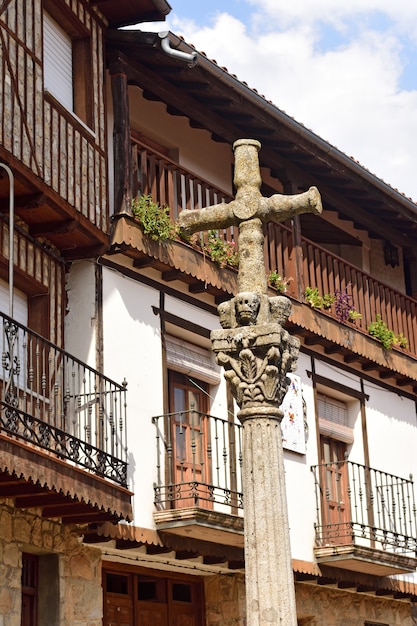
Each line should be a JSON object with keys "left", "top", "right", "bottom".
{"left": 211, "top": 323, "right": 300, "bottom": 420}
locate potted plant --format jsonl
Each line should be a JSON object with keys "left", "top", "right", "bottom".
{"left": 268, "top": 271, "right": 292, "bottom": 293}
{"left": 132, "top": 195, "right": 177, "bottom": 241}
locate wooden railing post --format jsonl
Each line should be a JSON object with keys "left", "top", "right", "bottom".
{"left": 110, "top": 59, "right": 133, "bottom": 216}
{"left": 284, "top": 181, "right": 305, "bottom": 299}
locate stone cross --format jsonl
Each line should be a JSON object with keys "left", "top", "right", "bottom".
{"left": 178, "top": 139, "right": 323, "bottom": 626}
{"left": 179, "top": 138, "right": 322, "bottom": 295}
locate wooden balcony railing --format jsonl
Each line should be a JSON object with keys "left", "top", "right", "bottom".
{"left": 43, "top": 95, "right": 108, "bottom": 231}
{"left": 133, "top": 141, "right": 417, "bottom": 359}
{"left": 311, "top": 460, "right": 417, "bottom": 556}
{"left": 264, "top": 222, "right": 417, "bottom": 355}
{"left": 152, "top": 410, "right": 243, "bottom": 514}
{"left": 0, "top": 6, "right": 108, "bottom": 233}
{"left": 0, "top": 312, "right": 128, "bottom": 486}
{"left": 132, "top": 136, "right": 236, "bottom": 244}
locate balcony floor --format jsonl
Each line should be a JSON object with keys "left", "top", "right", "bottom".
{"left": 0, "top": 434, "right": 132, "bottom": 524}
{"left": 314, "top": 544, "right": 417, "bottom": 576}
{"left": 154, "top": 506, "right": 244, "bottom": 548}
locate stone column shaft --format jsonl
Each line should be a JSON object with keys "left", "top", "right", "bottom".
{"left": 242, "top": 415, "right": 297, "bottom": 625}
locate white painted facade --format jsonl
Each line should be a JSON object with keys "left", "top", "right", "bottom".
{"left": 61, "top": 74, "right": 417, "bottom": 584}
{"left": 64, "top": 255, "right": 417, "bottom": 572}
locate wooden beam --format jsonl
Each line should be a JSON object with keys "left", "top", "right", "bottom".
{"left": 109, "top": 60, "right": 133, "bottom": 217}
{"left": 189, "top": 282, "right": 209, "bottom": 294}
{"left": 133, "top": 257, "right": 154, "bottom": 269}
{"left": 324, "top": 344, "right": 341, "bottom": 355}
{"left": 29, "top": 218, "right": 78, "bottom": 237}
{"left": 15, "top": 192, "right": 49, "bottom": 210}
{"left": 62, "top": 244, "right": 108, "bottom": 260}
{"left": 175, "top": 550, "right": 199, "bottom": 560}
{"left": 162, "top": 270, "right": 181, "bottom": 282}
{"left": 14, "top": 493, "right": 68, "bottom": 508}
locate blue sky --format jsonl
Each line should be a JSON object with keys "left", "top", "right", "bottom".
{"left": 144, "top": 0, "right": 417, "bottom": 200}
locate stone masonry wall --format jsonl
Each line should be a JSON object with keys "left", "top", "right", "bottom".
{"left": 0, "top": 501, "right": 102, "bottom": 626}
{"left": 204, "top": 573, "right": 413, "bottom": 626}
{"left": 205, "top": 573, "right": 246, "bottom": 625}
{"left": 296, "top": 581, "right": 413, "bottom": 626}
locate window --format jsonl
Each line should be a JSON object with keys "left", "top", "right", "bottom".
{"left": 0, "top": 278, "right": 28, "bottom": 325}
{"left": 43, "top": 12, "right": 73, "bottom": 111}
{"left": 0, "top": 279, "right": 28, "bottom": 390}
{"left": 43, "top": 3, "right": 93, "bottom": 126}
{"left": 317, "top": 393, "right": 353, "bottom": 444}
{"left": 21, "top": 554, "right": 60, "bottom": 626}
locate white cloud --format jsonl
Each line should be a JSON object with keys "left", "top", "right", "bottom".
{"left": 162, "top": 6, "right": 417, "bottom": 200}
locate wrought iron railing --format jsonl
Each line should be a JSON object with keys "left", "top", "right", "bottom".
{"left": 311, "top": 460, "right": 417, "bottom": 555}
{"left": 0, "top": 312, "right": 128, "bottom": 486}
{"left": 152, "top": 410, "right": 243, "bottom": 513}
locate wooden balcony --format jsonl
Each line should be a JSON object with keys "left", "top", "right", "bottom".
{"left": 122, "top": 141, "right": 417, "bottom": 377}
{"left": 0, "top": 311, "right": 132, "bottom": 524}
{"left": 152, "top": 410, "right": 244, "bottom": 547}
{"left": 311, "top": 460, "right": 417, "bottom": 575}
{"left": 0, "top": 3, "right": 109, "bottom": 258}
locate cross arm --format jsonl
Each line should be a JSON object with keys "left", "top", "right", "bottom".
{"left": 258, "top": 186, "right": 322, "bottom": 223}
{"left": 177, "top": 201, "right": 237, "bottom": 236}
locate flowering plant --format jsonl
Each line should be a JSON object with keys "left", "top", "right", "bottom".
{"left": 305, "top": 286, "right": 335, "bottom": 310}
{"left": 203, "top": 230, "right": 239, "bottom": 268}
{"left": 334, "top": 286, "right": 362, "bottom": 323}
{"left": 268, "top": 271, "right": 292, "bottom": 293}
{"left": 132, "top": 195, "right": 177, "bottom": 241}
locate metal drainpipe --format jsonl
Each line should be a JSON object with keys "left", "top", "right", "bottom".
{"left": 158, "top": 32, "right": 198, "bottom": 67}
{"left": 0, "top": 163, "right": 14, "bottom": 318}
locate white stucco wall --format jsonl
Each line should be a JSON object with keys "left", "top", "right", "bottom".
{"left": 364, "top": 385, "right": 416, "bottom": 477}
{"left": 67, "top": 259, "right": 417, "bottom": 565}
{"left": 282, "top": 350, "right": 417, "bottom": 564}
{"left": 64, "top": 260, "right": 97, "bottom": 367}
{"left": 102, "top": 265, "right": 163, "bottom": 527}
{"left": 128, "top": 86, "right": 233, "bottom": 194}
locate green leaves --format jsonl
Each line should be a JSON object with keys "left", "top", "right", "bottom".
{"left": 368, "top": 315, "right": 408, "bottom": 350}
{"left": 132, "top": 195, "right": 177, "bottom": 241}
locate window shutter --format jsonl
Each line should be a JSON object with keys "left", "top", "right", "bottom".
{"left": 43, "top": 12, "right": 73, "bottom": 111}
{"left": 0, "top": 279, "right": 28, "bottom": 389}
{"left": 318, "top": 394, "right": 348, "bottom": 426}
{"left": 0, "top": 279, "right": 27, "bottom": 325}
{"left": 318, "top": 393, "right": 354, "bottom": 444}
{"left": 165, "top": 335, "right": 221, "bottom": 385}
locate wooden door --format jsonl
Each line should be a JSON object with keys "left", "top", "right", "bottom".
{"left": 104, "top": 573, "right": 133, "bottom": 626}
{"left": 21, "top": 554, "right": 38, "bottom": 626}
{"left": 104, "top": 600, "right": 133, "bottom": 626}
{"left": 104, "top": 570, "right": 203, "bottom": 626}
{"left": 320, "top": 436, "right": 351, "bottom": 545}
{"left": 135, "top": 575, "right": 202, "bottom": 626}
{"left": 168, "top": 580, "right": 202, "bottom": 626}
{"left": 169, "top": 372, "right": 211, "bottom": 509}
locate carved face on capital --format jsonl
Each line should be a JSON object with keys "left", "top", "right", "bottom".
{"left": 235, "top": 292, "right": 260, "bottom": 326}
{"left": 218, "top": 301, "right": 232, "bottom": 329}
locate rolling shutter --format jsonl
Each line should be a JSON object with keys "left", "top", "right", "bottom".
{"left": 165, "top": 335, "right": 221, "bottom": 385}
{"left": 43, "top": 12, "right": 73, "bottom": 111}
{"left": 0, "top": 279, "right": 27, "bottom": 325}
{"left": 318, "top": 393, "right": 354, "bottom": 444}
